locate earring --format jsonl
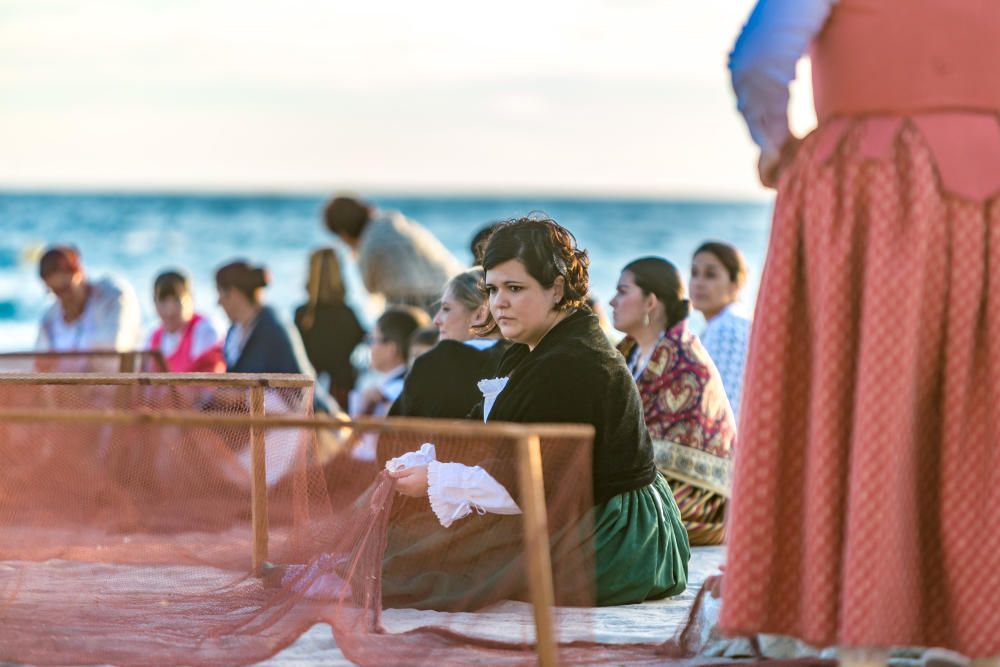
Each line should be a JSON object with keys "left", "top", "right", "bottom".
{"left": 643, "top": 311, "right": 650, "bottom": 327}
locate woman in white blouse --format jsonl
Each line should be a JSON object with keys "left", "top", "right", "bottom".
{"left": 690, "top": 241, "right": 751, "bottom": 422}
{"left": 36, "top": 245, "right": 141, "bottom": 354}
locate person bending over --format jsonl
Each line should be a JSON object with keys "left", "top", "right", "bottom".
{"left": 36, "top": 245, "right": 140, "bottom": 353}
{"left": 323, "top": 195, "right": 462, "bottom": 314}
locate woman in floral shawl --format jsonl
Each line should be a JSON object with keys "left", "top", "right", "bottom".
{"left": 610, "top": 256, "right": 736, "bottom": 545}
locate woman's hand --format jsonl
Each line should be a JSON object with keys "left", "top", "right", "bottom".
{"left": 389, "top": 465, "right": 429, "bottom": 497}
{"left": 758, "top": 135, "right": 801, "bottom": 188}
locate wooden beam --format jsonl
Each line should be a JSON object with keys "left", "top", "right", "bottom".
{"left": 0, "top": 350, "right": 145, "bottom": 358}
{"left": 0, "top": 373, "right": 314, "bottom": 388}
{"left": 516, "top": 434, "right": 559, "bottom": 667}
{"left": 0, "top": 408, "right": 594, "bottom": 441}
{"left": 249, "top": 386, "right": 269, "bottom": 576}
{"left": 0, "top": 349, "right": 166, "bottom": 372}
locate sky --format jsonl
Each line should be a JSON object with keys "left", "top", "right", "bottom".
{"left": 0, "top": 0, "right": 816, "bottom": 198}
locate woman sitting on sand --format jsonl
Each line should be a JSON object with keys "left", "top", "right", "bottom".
{"left": 388, "top": 267, "right": 509, "bottom": 420}
{"left": 380, "top": 216, "right": 690, "bottom": 610}
{"left": 216, "top": 260, "right": 303, "bottom": 375}
{"left": 294, "top": 248, "right": 366, "bottom": 407}
{"left": 148, "top": 270, "right": 225, "bottom": 373}
{"left": 610, "top": 257, "right": 736, "bottom": 546}
{"left": 689, "top": 241, "right": 751, "bottom": 422}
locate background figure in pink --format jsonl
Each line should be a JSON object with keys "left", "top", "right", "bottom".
{"left": 147, "top": 270, "right": 224, "bottom": 373}
{"left": 721, "top": 0, "right": 1000, "bottom": 663}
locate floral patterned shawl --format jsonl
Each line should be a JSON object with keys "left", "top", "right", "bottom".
{"left": 618, "top": 320, "right": 736, "bottom": 497}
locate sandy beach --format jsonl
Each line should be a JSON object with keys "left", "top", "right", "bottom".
{"left": 254, "top": 546, "right": 726, "bottom": 666}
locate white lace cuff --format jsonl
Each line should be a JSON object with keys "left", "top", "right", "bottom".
{"left": 427, "top": 460, "right": 521, "bottom": 528}
{"left": 384, "top": 442, "right": 437, "bottom": 472}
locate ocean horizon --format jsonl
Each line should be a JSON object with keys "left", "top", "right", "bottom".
{"left": 0, "top": 191, "right": 773, "bottom": 353}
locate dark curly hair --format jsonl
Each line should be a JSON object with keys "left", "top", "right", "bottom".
{"left": 481, "top": 215, "right": 590, "bottom": 311}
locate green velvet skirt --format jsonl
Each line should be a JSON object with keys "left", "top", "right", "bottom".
{"left": 593, "top": 473, "right": 690, "bottom": 605}
{"left": 381, "top": 473, "right": 690, "bottom": 610}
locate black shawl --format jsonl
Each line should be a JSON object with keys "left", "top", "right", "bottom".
{"left": 481, "top": 309, "right": 656, "bottom": 504}
{"left": 388, "top": 339, "right": 509, "bottom": 420}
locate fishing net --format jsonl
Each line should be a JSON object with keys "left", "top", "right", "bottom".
{"left": 0, "top": 350, "right": 167, "bottom": 373}
{"left": 0, "top": 374, "right": 317, "bottom": 522}
{"left": 0, "top": 372, "right": 313, "bottom": 415}
{"left": 0, "top": 376, "right": 708, "bottom": 666}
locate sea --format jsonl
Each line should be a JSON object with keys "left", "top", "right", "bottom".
{"left": 0, "top": 192, "right": 774, "bottom": 352}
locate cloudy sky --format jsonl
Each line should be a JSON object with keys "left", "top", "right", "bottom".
{"left": 0, "top": 1, "right": 816, "bottom": 198}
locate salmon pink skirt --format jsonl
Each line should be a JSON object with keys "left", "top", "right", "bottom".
{"left": 719, "top": 115, "right": 1000, "bottom": 656}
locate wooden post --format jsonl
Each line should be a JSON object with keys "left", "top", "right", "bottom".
{"left": 516, "top": 434, "right": 559, "bottom": 667}
{"left": 118, "top": 352, "right": 136, "bottom": 373}
{"left": 249, "top": 386, "right": 269, "bottom": 575}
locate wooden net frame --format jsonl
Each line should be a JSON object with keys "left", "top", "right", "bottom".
{"left": 0, "top": 374, "right": 594, "bottom": 666}
{"left": 0, "top": 371, "right": 313, "bottom": 388}
{"left": 0, "top": 349, "right": 169, "bottom": 373}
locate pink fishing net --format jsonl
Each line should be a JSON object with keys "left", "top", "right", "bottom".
{"left": 0, "top": 376, "right": 708, "bottom": 666}
{"left": 0, "top": 350, "right": 167, "bottom": 373}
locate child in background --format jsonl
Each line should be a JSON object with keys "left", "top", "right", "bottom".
{"left": 346, "top": 306, "right": 428, "bottom": 463}
{"left": 406, "top": 326, "right": 439, "bottom": 369}
{"left": 351, "top": 307, "right": 429, "bottom": 418}
{"left": 147, "top": 270, "right": 224, "bottom": 373}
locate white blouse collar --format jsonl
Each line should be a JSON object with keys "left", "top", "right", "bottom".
{"left": 477, "top": 377, "right": 510, "bottom": 423}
